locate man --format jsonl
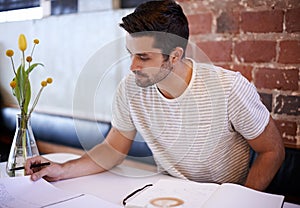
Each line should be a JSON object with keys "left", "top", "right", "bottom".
{"left": 25, "top": 0, "right": 284, "bottom": 191}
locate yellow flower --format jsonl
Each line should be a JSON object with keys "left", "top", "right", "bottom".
{"left": 26, "top": 56, "right": 32, "bottom": 62}
{"left": 41, "top": 81, "right": 47, "bottom": 87}
{"left": 6, "top": 34, "right": 53, "bottom": 119}
{"left": 6, "top": 49, "right": 14, "bottom": 57}
{"left": 10, "top": 80, "right": 17, "bottom": 88}
{"left": 18, "top": 34, "right": 27, "bottom": 51}
{"left": 46, "top": 77, "right": 53, "bottom": 84}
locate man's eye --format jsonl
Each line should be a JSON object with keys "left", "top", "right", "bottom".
{"left": 139, "top": 56, "right": 149, "bottom": 61}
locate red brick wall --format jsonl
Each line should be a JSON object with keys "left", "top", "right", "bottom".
{"left": 178, "top": 0, "right": 300, "bottom": 146}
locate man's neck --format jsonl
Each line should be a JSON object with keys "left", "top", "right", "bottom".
{"left": 157, "top": 58, "right": 193, "bottom": 99}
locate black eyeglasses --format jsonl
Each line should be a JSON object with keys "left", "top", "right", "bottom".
{"left": 122, "top": 184, "right": 153, "bottom": 206}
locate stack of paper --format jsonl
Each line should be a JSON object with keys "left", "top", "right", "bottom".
{"left": 0, "top": 176, "right": 121, "bottom": 208}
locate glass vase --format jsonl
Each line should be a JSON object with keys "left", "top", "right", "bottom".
{"left": 6, "top": 114, "right": 39, "bottom": 177}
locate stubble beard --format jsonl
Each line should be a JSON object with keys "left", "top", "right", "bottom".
{"left": 134, "top": 61, "right": 173, "bottom": 88}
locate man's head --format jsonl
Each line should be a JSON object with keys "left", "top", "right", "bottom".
{"left": 119, "top": 0, "right": 189, "bottom": 58}
{"left": 126, "top": 35, "right": 175, "bottom": 88}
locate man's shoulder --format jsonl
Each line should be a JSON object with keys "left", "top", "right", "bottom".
{"left": 193, "top": 63, "right": 240, "bottom": 86}
{"left": 196, "top": 63, "right": 238, "bottom": 76}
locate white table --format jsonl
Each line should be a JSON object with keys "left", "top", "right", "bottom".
{"left": 1, "top": 153, "right": 299, "bottom": 208}
{"left": 0, "top": 153, "right": 171, "bottom": 206}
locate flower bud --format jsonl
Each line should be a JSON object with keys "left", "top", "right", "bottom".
{"left": 46, "top": 77, "right": 53, "bottom": 84}
{"left": 41, "top": 81, "right": 47, "bottom": 87}
{"left": 10, "top": 80, "right": 17, "bottom": 88}
{"left": 26, "top": 56, "right": 32, "bottom": 62}
{"left": 34, "top": 39, "right": 40, "bottom": 44}
{"left": 18, "top": 34, "right": 27, "bottom": 51}
{"left": 6, "top": 49, "right": 14, "bottom": 57}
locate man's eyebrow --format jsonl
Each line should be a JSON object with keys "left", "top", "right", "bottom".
{"left": 126, "top": 47, "right": 131, "bottom": 54}
{"left": 126, "top": 48, "right": 149, "bottom": 56}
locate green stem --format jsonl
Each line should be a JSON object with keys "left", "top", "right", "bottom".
{"left": 22, "top": 51, "right": 25, "bottom": 67}
{"left": 31, "top": 44, "right": 36, "bottom": 57}
{"left": 16, "top": 72, "right": 23, "bottom": 108}
{"left": 20, "top": 112, "right": 28, "bottom": 159}
{"left": 29, "top": 86, "right": 44, "bottom": 117}
{"left": 18, "top": 51, "right": 26, "bottom": 109}
{"left": 10, "top": 57, "right": 16, "bottom": 75}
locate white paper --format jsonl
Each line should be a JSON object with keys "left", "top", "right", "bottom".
{"left": 203, "top": 183, "right": 284, "bottom": 208}
{"left": 47, "top": 194, "right": 122, "bottom": 208}
{"left": 125, "top": 179, "right": 220, "bottom": 208}
{"left": 125, "top": 179, "right": 284, "bottom": 208}
{"left": 0, "top": 176, "right": 121, "bottom": 208}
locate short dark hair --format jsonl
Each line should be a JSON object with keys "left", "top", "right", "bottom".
{"left": 120, "top": 0, "right": 189, "bottom": 58}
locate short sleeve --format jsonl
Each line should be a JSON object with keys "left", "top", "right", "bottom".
{"left": 111, "top": 77, "right": 136, "bottom": 132}
{"left": 228, "top": 73, "right": 270, "bottom": 139}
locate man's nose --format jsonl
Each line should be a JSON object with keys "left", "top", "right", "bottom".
{"left": 130, "top": 56, "right": 142, "bottom": 72}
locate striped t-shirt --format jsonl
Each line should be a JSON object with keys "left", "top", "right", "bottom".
{"left": 112, "top": 59, "right": 269, "bottom": 184}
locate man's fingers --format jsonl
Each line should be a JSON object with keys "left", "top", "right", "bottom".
{"left": 25, "top": 156, "right": 43, "bottom": 175}
{"left": 30, "top": 167, "right": 49, "bottom": 181}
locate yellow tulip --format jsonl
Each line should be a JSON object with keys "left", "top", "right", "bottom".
{"left": 18, "top": 34, "right": 27, "bottom": 51}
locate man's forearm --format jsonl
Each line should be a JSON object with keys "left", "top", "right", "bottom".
{"left": 244, "top": 150, "right": 284, "bottom": 191}
{"left": 58, "top": 142, "right": 126, "bottom": 180}
{"left": 58, "top": 153, "right": 106, "bottom": 180}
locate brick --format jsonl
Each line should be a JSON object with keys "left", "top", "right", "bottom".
{"left": 278, "top": 40, "right": 300, "bottom": 64}
{"left": 274, "top": 120, "right": 297, "bottom": 137}
{"left": 283, "top": 137, "right": 299, "bottom": 145}
{"left": 196, "top": 41, "right": 232, "bottom": 62}
{"left": 258, "top": 92, "right": 272, "bottom": 112}
{"left": 241, "top": 0, "right": 285, "bottom": 9}
{"left": 235, "top": 41, "right": 276, "bottom": 63}
{"left": 274, "top": 120, "right": 298, "bottom": 145}
{"left": 217, "top": 64, "right": 253, "bottom": 81}
{"left": 286, "top": 8, "right": 300, "bottom": 32}
{"left": 254, "top": 68, "right": 299, "bottom": 91}
{"left": 187, "top": 13, "right": 212, "bottom": 35}
{"left": 231, "top": 65, "right": 253, "bottom": 81}
{"left": 274, "top": 95, "right": 300, "bottom": 115}
{"left": 286, "top": 0, "right": 300, "bottom": 10}
{"left": 241, "top": 10, "right": 283, "bottom": 33}
{"left": 217, "top": 11, "right": 239, "bottom": 34}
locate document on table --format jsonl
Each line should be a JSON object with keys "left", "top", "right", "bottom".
{"left": 125, "top": 179, "right": 284, "bottom": 208}
{"left": 0, "top": 176, "right": 121, "bottom": 208}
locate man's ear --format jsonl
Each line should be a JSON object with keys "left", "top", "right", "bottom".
{"left": 170, "top": 47, "right": 184, "bottom": 64}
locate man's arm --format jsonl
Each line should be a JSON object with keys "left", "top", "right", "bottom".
{"left": 244, "top": 116, "right": 285, "bottom": 191}
{"left": 25, "top": 127, "right": 135, "bottom": 181}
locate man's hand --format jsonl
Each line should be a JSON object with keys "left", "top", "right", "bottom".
{"left": 25, "top": 156, "right": 64, "bottom": 182}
